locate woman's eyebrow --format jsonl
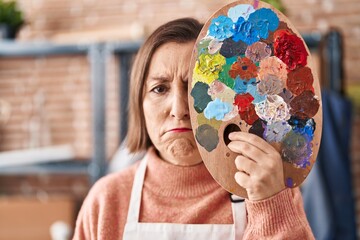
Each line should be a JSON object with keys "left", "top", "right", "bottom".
{"left": 148, "top": 75, "right": 171, "bottom": 83}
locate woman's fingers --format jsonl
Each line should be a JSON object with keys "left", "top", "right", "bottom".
{"left": 227, "top": 140, "right": 267, "bottom": 163}
{"left": 235, "top": 155, "right": 256, "bottom": 174}
{"left": 228, "top": 131, "right": 277, "bottom": 155}
{"left": 234, "top": 171, "right": 250, "bottom": 189}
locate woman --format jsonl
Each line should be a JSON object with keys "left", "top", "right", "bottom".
{"left": 73, "top": 18, "right": 314, "bottom": 240}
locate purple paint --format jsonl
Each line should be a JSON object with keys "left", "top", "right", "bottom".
{"left": 253, "top": 0, "right": 259, "bottom": 9}
{"left": 286, "top": 178, "right": 294, "bottom": 187}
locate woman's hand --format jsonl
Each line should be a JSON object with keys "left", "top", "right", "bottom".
{"left": 227, "top": 131, "right": 285, "bottom": 201}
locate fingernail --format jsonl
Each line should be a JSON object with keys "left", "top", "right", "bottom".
{"left": 228, "top": 132, "right": 234, "bottom": 139}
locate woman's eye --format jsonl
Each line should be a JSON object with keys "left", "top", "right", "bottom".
{"left": 151, "top": 85, "right": 167, "bottom": 94}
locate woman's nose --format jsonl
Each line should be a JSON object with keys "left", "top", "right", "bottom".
{"left": 170, "top": 89, "right": 189, "bottom": 120}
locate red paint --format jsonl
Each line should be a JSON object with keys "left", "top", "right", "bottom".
{"left": 290, "top": 90, "right": 320, "bottom": 119}
{"left": 274, "top": 30, "right": 308, "bottom": 71}
{"left": 239, "top": 104, "right": 259, "bottom": 125}
{"left": 287, "top": 67, "right": 314, "bottom": 95}
{"left": 229, "top": 57, "right": 258, "bottom": 80}
{"left": 234, "top": 93, "right": 254, "bottom": 112}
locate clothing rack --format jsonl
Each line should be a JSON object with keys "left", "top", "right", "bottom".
{"left": 321, "top": 29, "right": 344, "bottom": 95}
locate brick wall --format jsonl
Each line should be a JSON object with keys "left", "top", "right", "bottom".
{"left": 0, "top": 54, "right": 119, "bottom": 159}
{"left": 1, "top": 0, "right": 359, "bottom": 234}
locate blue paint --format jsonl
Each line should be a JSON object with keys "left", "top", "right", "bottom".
{"left": 208, "top": 15, "right": 234, "bottom": 41}
{"left": 234, "top": 77, "right": 256, "bottom": 94}
{"left": 233, "top": 17, "right": 259, "bottom": 45}
{"left": 227, "top": 4, "right": 255, "bottom": 22}
{"left": 234, "top": 77, "right": 248, "bottom": 94}
{"left": 248, "top": 8, "right": 279, "bottom": 33}
{"left": 204, "top": 98, "right": 233, "bottom": 120}
{"left": 226, "top": 56, "right": 238, "bottom": 65}
{"left": 246, "top": 82, "right": 266, "bottom": 103}
{"left": 232, "top": 8, "right": 280, "bottom": 45}
{"left": 293, "top": 118, "right": 316, "bottom": 141}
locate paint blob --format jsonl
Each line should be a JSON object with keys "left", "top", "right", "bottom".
{"left": 255, "top": 95, "right": 290, "bottom": 124}
{"left": 246, "top": 83, "right": 266, "bottom": 103}
{"left": 245, "top": 42, "right": 272, "bottom": 63}
{"left": 204, "top": 98, "right": 233, "bottom": 121}
{"left": 281, "top": 131, "right": 312, "bottom": 168}
{"left": 263, "top": 121, "right": 292, "bottom": 142}
{"left": 208, "top": 80, "right": 225, "bottom": 96}
{"left": 208, "top": 39, "right": 224, "bottom": 54}
{"left": 191, "top": 82, "right": 212, "bottom": 113}
{"left": 220, "top": 38, "right": 247, "bottom": 58}
{"left": 274, "top": 29, "right": 308, "bottom": 70}
{"left": 234, "top": 77, "right": 256, "bottom": 94}
{"left": 239, "top": 104, "right": 259, "bottom": 125}
{"left": 278, "top": 88, "right": 294, "bottom": 104}
{"left": 287, "top": 67, "right": 314, "bottom": 96}
{"left": 257, "top": 74, "right": 284, "bottom": 95}
{"left": 229, "top": 57, "right": 258, "bottom": 80}
{"left": 290, "top": 90, "right": 320, "bottom": 119}
{"left": 197, "top": 113, "right": 222, "bottom": 130}
{"left": 223, "top": 105, "right": 239, "bottom": 121}
{"left": 286, "top": 178, "right": 294, "bottom": 187}
{"left": 193, "top": 53, "right": 226, "bottom": 85}
{"left": 195, "top": 124, "right": 219, "bottom": 152}
{"left": 258, "top": 56, "right": 287, "bottom": 82}
{"left": 234, "top": 93, "right": 254, "bottom": 112}
{"left": 208, "top": 15, "right": 234, "bottom": 41}
{"left": 248, "top": 119, "right": 266, "bottom": 138}
{"left": 227, "top": 4, "right": 255, "bottom": 22}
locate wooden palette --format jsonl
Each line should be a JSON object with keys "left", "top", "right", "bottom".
{"left": 188, "top": 0, "right": 322, "bottom": 198}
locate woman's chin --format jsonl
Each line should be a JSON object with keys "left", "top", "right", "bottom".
{"left": 160, "top": 138, "right": 202, "bottom": 166}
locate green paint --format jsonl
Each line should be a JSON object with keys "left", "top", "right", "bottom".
{"left": 191, "top": 82, "right": 212, "bottom": 113}
{"left": 218, "top": 62, "right": 235, "bottom": 89}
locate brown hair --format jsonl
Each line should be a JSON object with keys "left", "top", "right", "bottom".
{"left": 127, "top": 18, "right": 203, "bottom": 153}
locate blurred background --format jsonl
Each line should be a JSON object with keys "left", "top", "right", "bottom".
{"left": 0, "top": 0, "right": 359, "bottom": 239}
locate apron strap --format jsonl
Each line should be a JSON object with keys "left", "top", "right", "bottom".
{"left": 231, "top": 195, "right": 247, "bottom": 239}
{"left": 126, "top": 155, "right": 148, "bottom": 223}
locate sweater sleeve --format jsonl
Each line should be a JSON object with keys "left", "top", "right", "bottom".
{"left": 72, "top": 164, "right": 136, "bottom": 240}
{"left": 72, "top": 186, "right": 100, "bottom": 240}
{"left": 242, "top": 187, "right": 314, "bottom": 240}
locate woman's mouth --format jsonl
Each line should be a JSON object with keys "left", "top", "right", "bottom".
{"left": 167, "top": 128, "right": 192, "bottom": 133}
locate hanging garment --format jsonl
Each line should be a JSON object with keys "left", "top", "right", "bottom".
{"left": 123, "top": 154, "right": 247, "bottom": 240}
{"left": 302, "top": 90, "right": 356, "bottom": 240}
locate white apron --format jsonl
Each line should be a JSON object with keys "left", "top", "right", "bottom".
{"left": 123, "top": 155, "right": 247, "bottom": 240}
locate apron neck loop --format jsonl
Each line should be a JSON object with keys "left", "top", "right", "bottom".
{"left": 126, "top": 156, "right": 148, "bottom": 223}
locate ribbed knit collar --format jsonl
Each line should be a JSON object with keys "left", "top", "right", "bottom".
{"left": 143, "top": 147, "right": 221, "bottom": 198}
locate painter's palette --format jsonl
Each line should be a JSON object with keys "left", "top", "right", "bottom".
{"left": 189, "top": 0, "right": 322, "bottom": 197}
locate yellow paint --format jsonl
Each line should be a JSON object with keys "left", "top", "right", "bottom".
{"left": 193, "top": 53, "right": 226, "bottom": 86}
{"left": 197, "top": 112, "right": 222, "bottom": 129}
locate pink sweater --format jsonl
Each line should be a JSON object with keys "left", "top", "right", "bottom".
{"left": 73, "top": 147, "right": 314, "bottom": 239}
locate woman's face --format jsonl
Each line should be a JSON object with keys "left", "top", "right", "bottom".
{"left": 143, "top": 41, "right": 202, "bottom": 166}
